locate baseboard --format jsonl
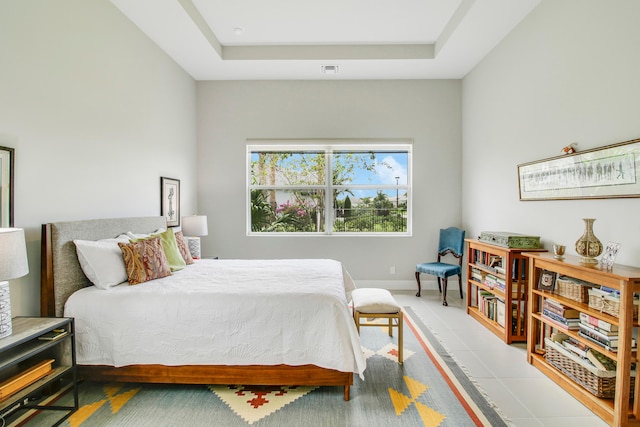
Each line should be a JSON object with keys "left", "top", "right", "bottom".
{"left": 354, "top": 279, "right": 437, "bottom": 291}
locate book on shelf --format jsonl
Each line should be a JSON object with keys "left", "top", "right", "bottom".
{"left": 577, "top": 326, "right": 635, "bottom": 352}
{"left": 586, "top": 348, "right": 617, "bottom": 371}
{"left": 471, "top": 267, "right": 484, "bottom": 283}
{"left": 562, "top": 338, "right": 590, "bottom": 359}
{"left": 558, "top": 336, "right": 617, "bottom": 371}
{"left": 483, "top": 274, "right": 500, "bottom": 289}
{"left": 496, "top": 298, "right": 505, "bottom": 327}
{"left": 578, "top": 323, "right": 618, "bottom": 348}
{"left": 542, "top": 309, "right": 580, "bottom": 330}
{"left": 489, "top": 255, "right": 503, "bottom": 269}
{"left": 578, "top": 312, "right": 618, "bottom": 332}
{"left": 579, "top": 320, "right": 618, "bottom": 337}
{"left": 543, "top": 298, "right": 580, "bottom": 319}
{"left": 37, "top": 329, "right": 69, "bottom": 341}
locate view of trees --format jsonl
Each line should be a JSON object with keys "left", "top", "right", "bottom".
{"left": 249, "top": 149, "right": 408, "bottom": 233}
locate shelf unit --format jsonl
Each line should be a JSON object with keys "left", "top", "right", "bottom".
{"left": 525, "top": 252, "right": 640, "bottom": 426}
{"left": 0, "top": 317, "right": 78, "bottom": 426}
{"left": 465, "top": 239, "right": 547, "bottom": 344}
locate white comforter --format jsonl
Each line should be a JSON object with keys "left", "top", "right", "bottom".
{"left": 65, "top": 259, "right": 366, "bottom": 378}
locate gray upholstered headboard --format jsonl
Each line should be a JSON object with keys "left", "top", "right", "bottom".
{"left": 41, "top": 216, "right": 167, "bottom": 317}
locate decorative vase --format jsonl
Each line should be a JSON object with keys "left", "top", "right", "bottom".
{"left": 575, "top": 218, "right": 603, "bottom": 265}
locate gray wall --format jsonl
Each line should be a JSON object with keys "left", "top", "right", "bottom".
{"left": 196, "top": 80, "right": 462, "bottom": 286}
{"left": 462, "top": 0, "right": 640, "bottom": 266}
{"left": 0, "top": 0, "right": 198, "bottom": 316}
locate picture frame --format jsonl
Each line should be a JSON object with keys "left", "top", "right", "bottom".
{"left": 517, "top": 138, "right": 640, "bottom": 200}
{"left": 160, "top": 177, "right": 180, "bottom": 227}
{"left": 0, "top": 146, "right": 14, "bottom": 227}
{"left": 537, "top": 269, "right": 557, "bottom": 291}
{"left": 601, "top": 242, "right": 621, "bottom": 270}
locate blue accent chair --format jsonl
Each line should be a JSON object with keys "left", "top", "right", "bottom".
{"left": 415, "top": 227, "right": 466, "bottom": 306}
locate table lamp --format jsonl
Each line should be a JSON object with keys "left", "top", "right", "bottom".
{"left": 0, "top": 228, "right": 29, "bottom": 338}
{"left": 181, "top": 215, "right": 208, "bottom": 259}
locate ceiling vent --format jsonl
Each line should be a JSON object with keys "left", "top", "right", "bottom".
{"left": 321, "top": 65, "right": 340, "bottom": 75}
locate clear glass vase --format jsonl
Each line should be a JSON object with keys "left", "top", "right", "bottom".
{"left": 575, "top": 218, "right": 603, "bottom": 264}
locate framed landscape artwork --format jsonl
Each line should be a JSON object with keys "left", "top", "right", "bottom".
{"left": 161, "top": 177, "right": 180, "bottom": 227}
{"left": 518, "top": 138, "right": 640, "bottom": 201}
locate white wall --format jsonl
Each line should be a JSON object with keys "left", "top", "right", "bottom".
{"left": 196, "top": 80, "right": 462, "bottom": 285}
{"left": 0, "top": 0, "right": 198, "bottom": 316}
{"left": 462, "top": 0, "right": 640, "bottom": 267}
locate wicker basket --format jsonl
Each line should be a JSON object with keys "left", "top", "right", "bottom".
{"left": 588, "top": 288, "right": 639, "bottom": 320}
{"left": 544, "top": 338, "right": 634, "bottom": 398}
{"left": 556, "top": 276, "right": 595, "bottom": 303}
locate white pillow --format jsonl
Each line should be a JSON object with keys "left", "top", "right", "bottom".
{"left": 126, "top": 229, "right": 166, "bottom": 239}
{"left": 74, "top": 236, "right": 130, "bottom": 289}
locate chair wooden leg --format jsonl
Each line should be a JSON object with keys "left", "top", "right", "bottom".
{"left": 458, "top": 275, "right": 463, "bottom": 299}
{"left": 414, "top": 272, "right": 421, "bottom": 297}
{"left": 442, "top": 278, "right": 448, "bottom": 306}
{"left": 388, "top": 317, "right": 393, "bottom": 336}
{"left": 436, "top": 277, "right": 442, "bottom": 293}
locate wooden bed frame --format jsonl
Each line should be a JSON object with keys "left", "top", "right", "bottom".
{"left": 40, "top": 217, "right": 353, "bottom": 400}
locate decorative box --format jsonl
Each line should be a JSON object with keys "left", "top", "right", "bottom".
{"left": 479, "top": 231, "right": 541, "bottom": 249}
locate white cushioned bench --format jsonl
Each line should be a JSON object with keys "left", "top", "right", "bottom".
{"left": 351, "top": 288, "right": 403, "bottom": 364}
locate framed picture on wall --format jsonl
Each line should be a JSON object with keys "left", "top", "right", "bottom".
{"left": 161, "top": 177, "right": 180, "bottom": 227}
{"left": 517, "top": 138, "right": 640, "bottom": 200}
{"left": 0, "top": 146, "right": 14, "bottom": 227}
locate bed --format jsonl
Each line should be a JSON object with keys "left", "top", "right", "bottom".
{"left": 40, "top": 216, "right": 365, "bottom": 400}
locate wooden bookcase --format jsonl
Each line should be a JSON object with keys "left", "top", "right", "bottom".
{"left": 465, "top": 239, "right": 546, "bottom": 344}
{"left": 525, "top": 252, "right": 640, "bottom": 426}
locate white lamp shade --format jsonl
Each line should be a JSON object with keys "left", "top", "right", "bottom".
{"left": 0, "top": 228, "right": 29, "bottom": 280}
{"left": 182, "top": 215, "right": 208, "bottom": 237}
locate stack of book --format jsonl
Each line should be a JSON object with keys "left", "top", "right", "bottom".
{"left": 577, "top": 312, "right": 633, "bottom": 352}
{"left": 553, "top": 332, "right": 618, "bottom": 372}
{"left": 478, "top": 290, "right": 497, "bottom": 321}
{"left": 470, "top": 267, "right": 484, "bottom": 284}
{"left": 562, "top": 338, "right": 617, "bottom": 371}
{"left": 482, "top": 273, "right": 505, "bottom": 291}
{"left": 541, "top": 298, "right": 580, "bottom": 330}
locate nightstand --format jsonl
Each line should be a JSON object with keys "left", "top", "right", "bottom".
{"left": 0, "top": 317, "right": 78, "bottom": 426}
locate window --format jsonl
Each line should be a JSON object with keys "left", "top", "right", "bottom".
{"left": 248, "top": 142, "right": 411, "bottom": 235}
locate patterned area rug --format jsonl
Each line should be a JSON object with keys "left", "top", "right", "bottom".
{"left": 18, "top": 308, "right": 509, "bottom": 427}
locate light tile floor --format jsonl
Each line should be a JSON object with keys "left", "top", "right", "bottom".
{"left": 393, "top": 289, "right": 610, "bottom": 427}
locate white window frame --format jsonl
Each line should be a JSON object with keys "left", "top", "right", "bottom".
{"left": 246, "top": 140, "right": 412, "bottom": 236}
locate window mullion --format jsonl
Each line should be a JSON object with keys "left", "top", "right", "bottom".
{"left": 326, "top": 150, "right": 333, "bottom": 234}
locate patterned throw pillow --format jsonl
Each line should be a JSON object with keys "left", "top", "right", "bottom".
{"left": 118, "top": 237, "right": 172, "bottom": 285}
{"left": 174, "top": 230, "right": 194, "bottom": 265}
{"left": 131, "top": 228, "right": 186, "bottom": 272}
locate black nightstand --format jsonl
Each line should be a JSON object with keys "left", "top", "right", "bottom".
{"left": 0, "top": 317, "right": 78, "bottom": 426}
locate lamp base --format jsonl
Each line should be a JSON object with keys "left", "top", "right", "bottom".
{"left": 185, "top": 236, "right": 201, "bottom": 259}
{"left": 0, "top": 281, "right": 12, "bottom": 338}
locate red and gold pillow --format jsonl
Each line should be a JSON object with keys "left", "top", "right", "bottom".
{"left": 118, "top": 237, "right": 171, "bottom": 285}
{"left": 174, "top": 230, "right": 194, "bottom": 265}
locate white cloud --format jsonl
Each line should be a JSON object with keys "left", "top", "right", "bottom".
{"left": 374, "top": 156, "right": 407, "bottom": 184}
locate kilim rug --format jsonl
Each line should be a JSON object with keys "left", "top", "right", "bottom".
{"left": 16, "top": 307, "right": 510, "bottom": 427}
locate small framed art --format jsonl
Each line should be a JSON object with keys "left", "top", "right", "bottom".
{"left": 537, "top": 270, "right": 557, "bottom": 291}
{"left": 601, "top": 242, "right": 621, "bottom": 270}
{"left": 161, "top": 177, "right": 180, "bottom": 227}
